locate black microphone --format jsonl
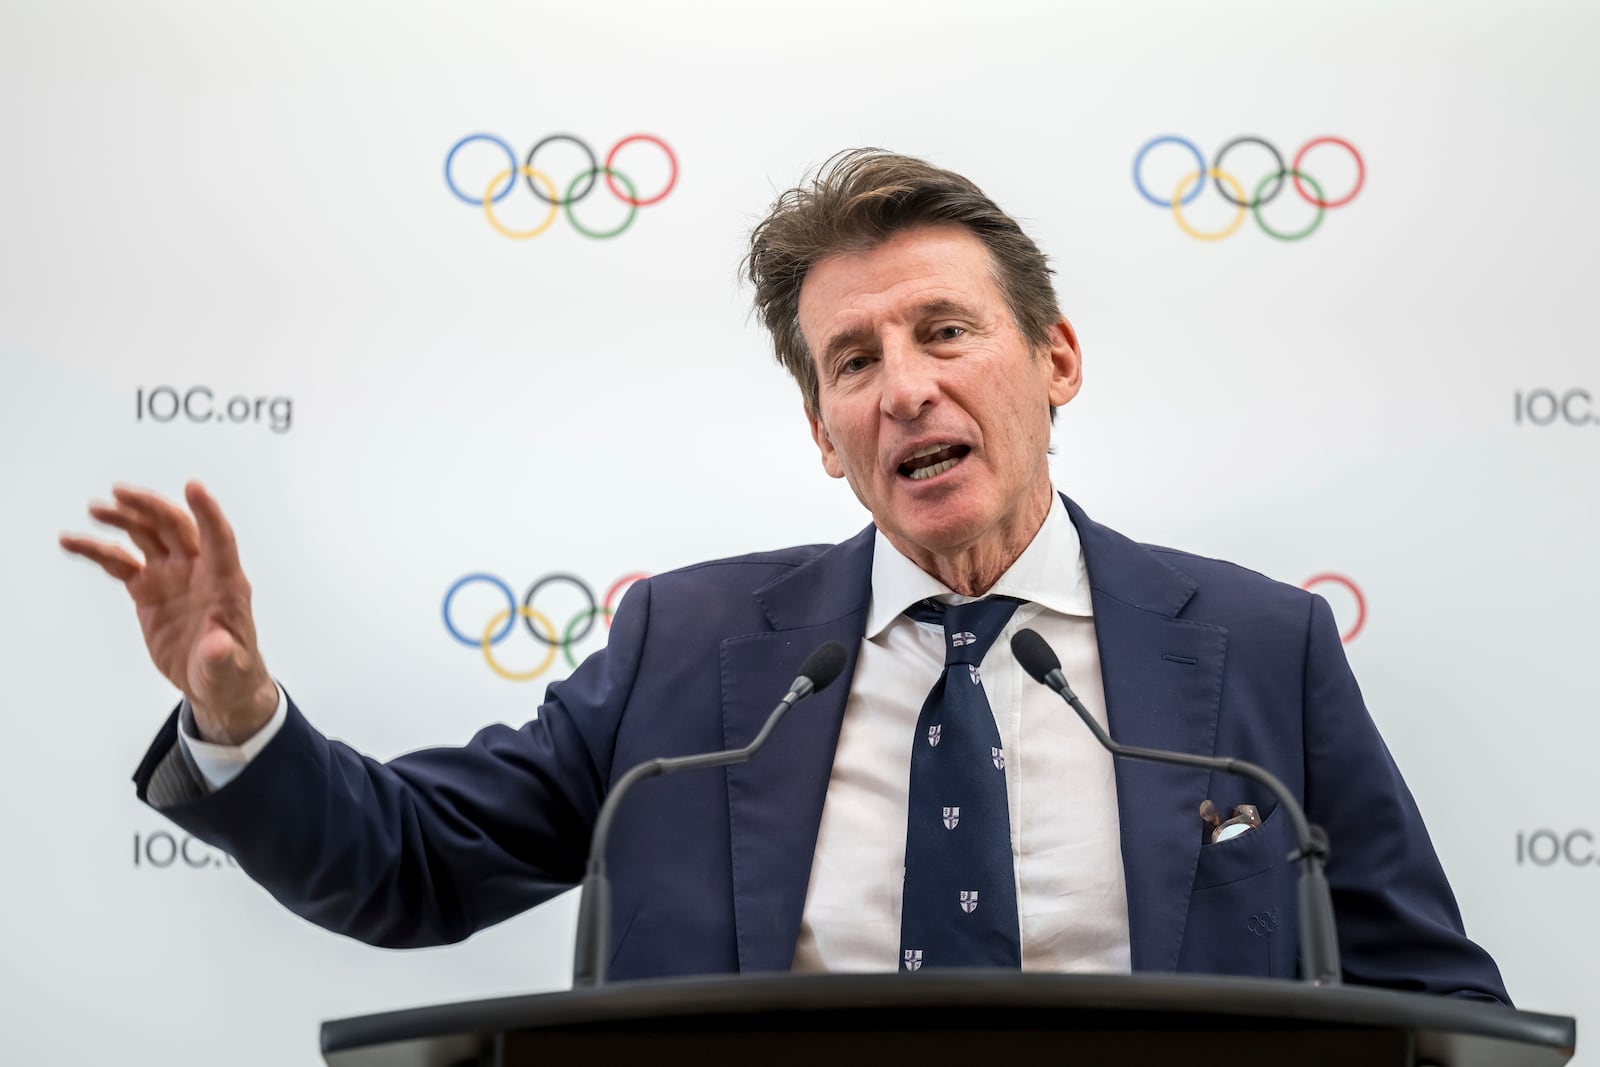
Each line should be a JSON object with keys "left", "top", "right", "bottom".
{"left": 1010, "top": 628, "right": 1341, "bottom": 986}
{"left": 571, "top": 640, "right": 848, "bottom": 988}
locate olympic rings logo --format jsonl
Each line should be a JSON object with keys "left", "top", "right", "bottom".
{"left": 1133, "top": 135, "right": 1365, "bottom": 242}
{"left": 442, "top": 572, "right": 650, "bottom": 681}
{"left": 1246, "top": 907, "right": 1282, "bottom": 937}
{"left": 1300, "top": 573, "right": 1367, "bottom": 644}
{"left": 443, "top": 132, "right": 677, "bottom": 240}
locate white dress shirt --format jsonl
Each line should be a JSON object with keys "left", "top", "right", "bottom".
{"left": 791, "top": 496, "right": 1131, "bottom": 973}
{"left": 181, "top": 495, "right": 1131, "bottom": 974}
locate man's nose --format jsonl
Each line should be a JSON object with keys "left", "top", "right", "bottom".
{"left": 878, "top": 342, "right": 939, "bottom": 420}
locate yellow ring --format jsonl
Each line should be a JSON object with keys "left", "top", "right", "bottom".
{"left": 480, "top": 606, "right": 560, "bottom": 681}
{"left": 482, "top": 166, "right": 560, "bottom": 240}
{"left": 1171, "top": 168, "right": 1248, "bottom": 242}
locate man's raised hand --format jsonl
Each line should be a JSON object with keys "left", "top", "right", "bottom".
{"left": 60, "top": 481, "right": 277, "bottom": 744}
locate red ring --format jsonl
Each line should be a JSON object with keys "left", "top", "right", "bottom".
{"left": 1291, "top": 137, "right": 1364, "bottom": 208}
{"left": 1301, "top": 573, "right": 1367, "bottom": 644}
{"left": 604, "top": 135, "right": 678, "bottom": 207}
{"left": 602, "top": 572, "right": 652, "bottom": 628}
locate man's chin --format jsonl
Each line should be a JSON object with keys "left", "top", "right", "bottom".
{"left": 877, "top": 509, "right": 991, "bottom": 564}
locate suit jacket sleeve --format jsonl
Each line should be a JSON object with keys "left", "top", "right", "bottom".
{"left": 129, "top": 579, "right": 655, "bottom": 948}
{"left": 1301, "top": 593, "right": 1508, "bottom": 1001}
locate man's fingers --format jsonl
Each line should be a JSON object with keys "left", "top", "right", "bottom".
{"left": 184, "top": 481, "right": 243, "bottom": 574}
{"left": 59, "top": 535, "right": 143, "bottom": 582}
{"left": 88, "top": 503, "right": 164, "bottom": 560}
{"left": 78, "top": 481, "right": 244, "bottom": 586}
{"left": 112, "top": 484, "right": 201, "bottom": 556}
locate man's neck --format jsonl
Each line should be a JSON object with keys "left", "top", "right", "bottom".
{"left": 885, "top": 484, "right": 1056, "bottom": 598}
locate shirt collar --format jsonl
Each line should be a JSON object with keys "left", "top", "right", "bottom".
{"left": 865, "top": 491, "right": 1093, "bottom": 639}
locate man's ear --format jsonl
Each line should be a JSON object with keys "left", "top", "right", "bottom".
{"left": 1044, "top": 317, "right": 1084, "bottom": 408}
{"left": 806, "top": 404, "right": 846, "bottom": 479}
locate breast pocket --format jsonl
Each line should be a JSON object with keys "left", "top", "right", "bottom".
{"left": 1181, "top": 805, "right": 1298, "bottom": 979}
{"left": 1191, "top": 803, "right": 1293, "bottom": 890}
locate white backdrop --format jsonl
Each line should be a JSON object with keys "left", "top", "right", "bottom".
{"left": 2, "top": 1, "right": 1595, "bottom": 1063}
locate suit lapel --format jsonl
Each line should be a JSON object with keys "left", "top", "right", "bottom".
{"left": 722, "top": 526, "right": 874, "bottom": 973}
{"left": 1065, "top": 496, "right": 1228, "bottom": 973}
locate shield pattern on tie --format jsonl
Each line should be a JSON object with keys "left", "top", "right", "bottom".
{"left": 968, "top": 665, "right": 981, "bottom": 685}
{"left": 960, "top": 890, "right": 979, "bottom": 914}
{"left": 991, "top": 746, "right": 1005, "bottom": 770}
{"left": 952, "top": 631, "right": 976, "bottom": 647}
{"left": 942, "top": 806, "right": 960, "bottom": 830}
{"left": 927, "top": 723, "right": 942, "bottom": 747}
{"left": 903, "top": 949, "right": 923, "bottom": 971}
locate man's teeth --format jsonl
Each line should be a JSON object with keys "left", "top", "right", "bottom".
{"left": 899, "top": 443, "right": 965, "bottom": 480}
{"left": 908, "top": 457, "right": 960, "bottom": 480}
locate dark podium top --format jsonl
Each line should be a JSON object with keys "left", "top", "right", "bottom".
{"left": 320, "top": 972, "right": 1576, "bottom": 1067}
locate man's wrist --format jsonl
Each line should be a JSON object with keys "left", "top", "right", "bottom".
{"left": 190, "top": 677, "right": 280, "bottom": 745}
{"left": 178, "top": 683, "right": 289, "bottom": 792}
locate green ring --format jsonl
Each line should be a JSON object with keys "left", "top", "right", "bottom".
{"left": 565, "top": 168, "right": 638, "bottom": 239}
{"left": 1252, "top": 169, "right": 1325, "bottom": 242}
{"left": 562, "top": 606, "right": 616, "bottom": 668}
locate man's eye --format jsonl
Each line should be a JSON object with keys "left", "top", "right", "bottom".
{"left": 933, "top": 325, "right": 965, "bottom": 342}
{"left": 840, "top": 355, "right": 872, "bottom": 374}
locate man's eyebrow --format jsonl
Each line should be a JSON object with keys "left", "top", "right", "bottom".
{"left": 913, "top": 298, "right": 980, "bottom": 321}
{"left": 820, "top": 300, "right": 984, "bottom": 367}
{"left": 820, "top": 324, "right": 876, "bottom": 369}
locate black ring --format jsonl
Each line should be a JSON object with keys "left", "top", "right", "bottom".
{"left": 1211, "top": 136, "right": 1286, "bottom": 208}
{"left": 522, "top": 573, "right": 598, "bottom": 646}
{"left": 524, "top": 134, "right": 598, "bottom": 206}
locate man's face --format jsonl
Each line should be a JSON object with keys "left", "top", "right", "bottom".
{"left": 799, "top": 225, "right": 1082, "bottom": 566}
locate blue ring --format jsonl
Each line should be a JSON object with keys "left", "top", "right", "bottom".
{"left": 444, "top": 134, "right": 518, "bottom": 207}
{"left": 442, "top": 573, "right": 517, "bottom": 648}
{"left": 1132, "top": 136, "right": 1207, "bottom": 208}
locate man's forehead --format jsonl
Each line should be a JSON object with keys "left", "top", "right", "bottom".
{"left": 797, "top": 225, "right": 1004, "bottom": 339}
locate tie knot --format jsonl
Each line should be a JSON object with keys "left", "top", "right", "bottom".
{"left": 907, "top": 596, "right": 1023, "bottom": 666}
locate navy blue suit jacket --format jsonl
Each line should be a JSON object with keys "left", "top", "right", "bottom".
{"left": 134, "top": 496, "right": 1507, "bottom": 999}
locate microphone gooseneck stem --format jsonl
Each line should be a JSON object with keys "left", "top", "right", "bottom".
{"left": 571, "top": 680, "right": 814, "bottom": 989}
{"left": 1037, "top": 662, "right": 1342, "bottom": 986}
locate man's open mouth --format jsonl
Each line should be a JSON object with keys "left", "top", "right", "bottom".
{"left": 898, "top": 443, "right": 970, "bottom": 481}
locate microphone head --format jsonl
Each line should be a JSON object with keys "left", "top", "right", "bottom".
{"left": 799, "top": 640, "right": 849, "bottom": 692}
{"left": 1010, "top": 628, "right": 1061, "bottom": 687}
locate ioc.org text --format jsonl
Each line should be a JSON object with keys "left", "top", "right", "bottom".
{"left": 1513, "top": 388, "right": 1597, "bottom": 427}
{"left": 136, "top": 386, "right": 292, "bottom": 434}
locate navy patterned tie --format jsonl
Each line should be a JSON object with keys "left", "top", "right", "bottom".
{"left": 899, "top": 596, "right": 1023, "bottom": 971}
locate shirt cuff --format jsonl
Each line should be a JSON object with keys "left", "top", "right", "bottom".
{"left": 176, "top": 684, "right": 289, "bottom": 792}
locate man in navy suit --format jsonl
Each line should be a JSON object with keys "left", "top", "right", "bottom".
{"left": 65, "top": 150, "right": 1506, "bottom": 997}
